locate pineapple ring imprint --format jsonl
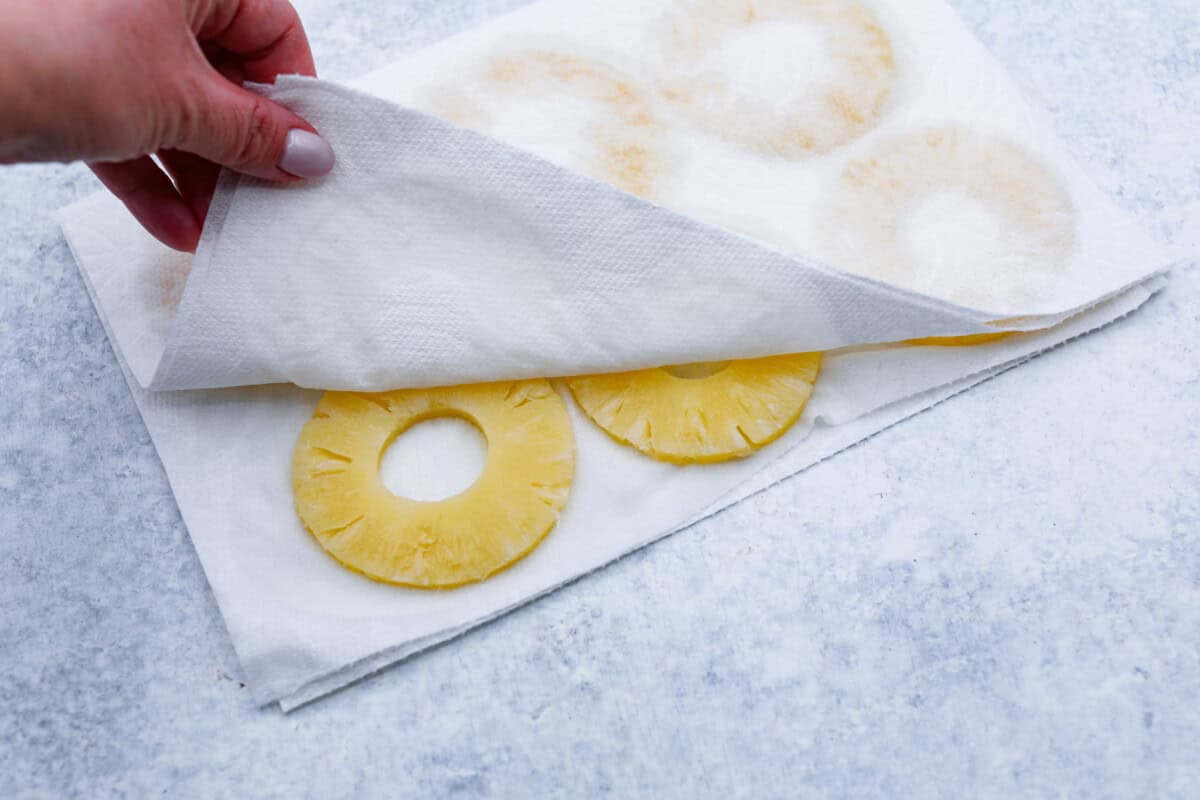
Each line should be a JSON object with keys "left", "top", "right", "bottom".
{"left": 657, "top": 0, "right": 898, "bottom": 158}
{"left": 566, "top": 353, "right": 822, "bottom": 465}
{"left": 292, "top": 380, "right": 575, "bottom": 589}
{"left": 423, "top": 49, "right": 670, "bottom": 199}
{"left": 823, "top": 127, "right": 1077, "bottom": 297}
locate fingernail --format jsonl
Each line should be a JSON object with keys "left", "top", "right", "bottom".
{"left": 278, "top": 129, "right": 335, "bottom": 178}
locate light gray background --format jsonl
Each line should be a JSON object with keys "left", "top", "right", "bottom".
{"left": 1, "top": 0, "right": 1197, "bottom": 796}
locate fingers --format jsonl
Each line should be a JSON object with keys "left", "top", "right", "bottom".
{"left": 172, "top": 75, "right": 334, "bottom": 180}
{"left": 195, "top": 0, "right": 316, "bottom": 81}
{"left": 86, "top": 1, "right": 330, "bottom": 248}
{"left": 90, "top": 158, "right": 202, "bottom": 252}
{"left": 174, "top": 0, "right": 332, "bottom": 180}
{"left": 158, "top": 149, "right": 220, "bottom": 222}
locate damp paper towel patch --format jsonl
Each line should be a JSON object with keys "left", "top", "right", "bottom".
{"left": 59, "top": 0, "right": 1169, "bottom": 708}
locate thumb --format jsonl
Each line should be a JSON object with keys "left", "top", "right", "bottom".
{"left": 174, "top": 75, "right": 334, "bottom": 180}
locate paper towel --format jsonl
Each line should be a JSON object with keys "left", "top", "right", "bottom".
{"left": 58, "top": 0, "right": 1171, "bottom": 708}
{"left": 69, "top": 73, "right": 1164, "bottom": 392}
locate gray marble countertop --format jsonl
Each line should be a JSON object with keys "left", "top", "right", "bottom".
{"left": 2, "top": 0, "right": 1197, "bottom": 796}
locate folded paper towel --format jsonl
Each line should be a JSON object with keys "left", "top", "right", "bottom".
{"left": 112, "top": 80, "right": 1157, "bottom": 393}
{"left": 58, "top": 0, "right": 1170, "bottom": 708}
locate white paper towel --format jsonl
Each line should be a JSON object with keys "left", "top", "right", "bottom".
{"left": 69, "top": 75, "right": 1164, "bottom": 393}
{"left": 58, "top": 0, "right": 1171, "bottom": 708}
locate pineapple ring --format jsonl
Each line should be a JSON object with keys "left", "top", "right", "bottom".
{"left": 907, "top": 333, "right": 1013, "bottom": 347}
{"left": 823, "top": 127, "right": 1077, "bottom": 303}
{"left": 292, "top": 380, "right": 575, "bottom": 589}
{"left": 566, "top": 354, "right": 821, "bottom": 465}
{"left": 657, "top": 0, "right": 897, "bottom": 158}
{"left": 422, "top": 49, "right": 670, "bottom": 199}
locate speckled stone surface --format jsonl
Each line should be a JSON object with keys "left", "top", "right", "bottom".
{"left": 1, "top": 0, "right": 1197, "bottom": 796}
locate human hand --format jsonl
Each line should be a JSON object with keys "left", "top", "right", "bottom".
{"left": 0, "top": 0, "right": 334, "bottom": 251}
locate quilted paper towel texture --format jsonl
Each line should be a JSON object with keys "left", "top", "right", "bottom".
{"left": 57, "top": 0, "right": 1170, "bottom": 708}
{"left": 157, "top": 83, "right": 1017, "bottom": 392}
{"left": 67, "top": 0, "right": 1167, "bottom": 392}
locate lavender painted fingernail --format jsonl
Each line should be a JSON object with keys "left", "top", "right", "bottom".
{"left": 278, "top": 129, "right": 335, "bottom": 178}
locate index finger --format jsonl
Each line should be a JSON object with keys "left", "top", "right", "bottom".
{"left": 192, "top": 0, "right": 316, "bottom": 82}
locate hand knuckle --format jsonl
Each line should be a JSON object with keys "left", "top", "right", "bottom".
{"left": 234, "top": 97, "right": 275, "bottom": 167}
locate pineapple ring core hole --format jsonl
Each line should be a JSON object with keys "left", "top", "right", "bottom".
{"left": 711, "top": 21, "right": 834, "bottom": 106}
{"left": 379, "top": 414, "right": 488, "bottom": 502}
{"left": 662, "top": 361, "right": 732, "bottom": 380}
{"left": 905, "top": 190, "right": 1006, "bottom": 279}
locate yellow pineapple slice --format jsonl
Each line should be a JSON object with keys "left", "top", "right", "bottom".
{"left": 907, "top": 333, "right": 1013, "bottom": 347}
{"left": 566, "top": 354, "right": 821, "bottom": 465}
{"left": 292, "top": 380, "right": 574, "bottom": 589}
